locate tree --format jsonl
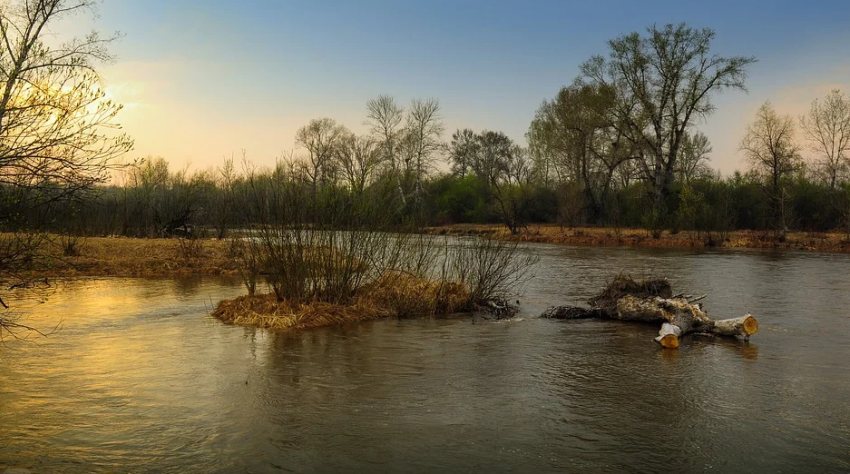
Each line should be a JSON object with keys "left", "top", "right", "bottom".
{"left": 473, "top": 130, "right": 512, "bottom": 185}
{"left": 675, "top": 132, "right": 713, "bottom": 183}
{"left": 448, "top": 128, "right": 478, "bottom": 177}
{"left": 294, "top": 118, "right": 349, "bottom": 193}
{"left": 528, "top": 83, "right": 633, "bottom": 224}
{"left": 211, "top": 154, "right": 239, "bottom": 239}
{"left": 740, "top": 102, "right": 802, "bottom": 235}
{"left": 490, "top": 144, "right": 534, "bottom": 234}
{"left": 400, "top": 98, "right": 443, "bottom": 203}
{"left": 366, "top": 95, "right": 405, "bottom": 205}
{"left": 800, "top": 89, "right": 850, "bottom": 189}
{"left": 0, "top": 0, "right": 131, "bottom": 328}
{"left": 337, "top": 134, "right": 381, "bottom": 194}
{"left": 580, "top": 23, "right": 755, "bottom": 221}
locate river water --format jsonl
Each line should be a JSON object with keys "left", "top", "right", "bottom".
{"left": 1, "top": 244, "right": 849, "bottom": 473}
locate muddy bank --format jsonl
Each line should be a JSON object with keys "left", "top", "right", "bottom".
{"left": 425, "top": 224, "right": 850, "bottom": 253}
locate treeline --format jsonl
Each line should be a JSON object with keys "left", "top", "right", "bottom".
{"left": 9, "top": 23, "right": 850, "bottom": 242}
{"left": 34, "top": 140, "right": 850, "bottom": 242}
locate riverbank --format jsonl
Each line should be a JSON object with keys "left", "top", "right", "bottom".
{"left": 8, "top": 225, "right": 849, "bottom": 284}
{"left": 426, "top": 224, "right": 850, "bottom": 253}
{"left": 8, "top": 235, "right": 240, "bottom": 279}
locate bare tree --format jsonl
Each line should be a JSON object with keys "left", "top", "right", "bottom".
{"left": 0, "top": 0, "right": 131, "bottom": 197}
{"left": 675, "top": 132, "right": 713, "bottom": 183}
{"left": 212, "top": 154, "right": 238, "bottom": 239}
{"left": 337, "top": 134, "right": 381, "bottom": 194}
{"left": 366, "top": 95, "right": 405, "bottom": 205}
{"left": 800, "top": 89, "right": 850, "bottom": 189}
{"left": 490, "top": 145, "right": 534, "bottom": 235}
{"left": 400, "top": 98, "right": 444, "bottom": 203}
{"left": 294, "top": 118, "right": 349, "bottom": 193}
{"left": 0, "top": 0, "right": 131, "bottom": 330}
{"left": 580, "top": 23, "right": 755, "bottom": 220}
{"left": 741, "top": 102, "right": 802, "bottom": 235}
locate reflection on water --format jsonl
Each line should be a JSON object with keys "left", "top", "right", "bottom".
{"left": 1, "top": 246, "right": 850, "bottom": 473}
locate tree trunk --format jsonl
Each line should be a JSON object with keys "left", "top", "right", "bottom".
{"left": 542, "top": 276, "right": 759, "bottom": 349}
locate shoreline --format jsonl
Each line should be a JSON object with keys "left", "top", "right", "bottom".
{"left": 6, "top": 235, "right": 240, "bottom": 281}
{"left": 7, "top": 225, "right": 849, "bottom": 283}
{"left": 425, "top": 224, "right": 850, "bottom": 253}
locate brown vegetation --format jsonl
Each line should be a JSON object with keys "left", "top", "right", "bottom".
{"left": 212, "top": 273, "right": 472, "bottom": 331}
{"left": 426, "top": 224, "right": 850, "bottom": 253}
{"left": 5, "top": 234, "right": 240, "bottom": 280}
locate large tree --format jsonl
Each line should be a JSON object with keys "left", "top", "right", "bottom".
{"left": 447, "top": 128, "right": 533, "bottom": 234}
{"left": 528, "top": 83, "right": 633, "bottom": 224}
{"left": 580, "top": 23, "right": 755, "bottom": 221}
{"left": 800, "top": 89, "right": 850, "bottom": 189}
{"left": 0, "top": 0, "right": 131, "bottom": 327}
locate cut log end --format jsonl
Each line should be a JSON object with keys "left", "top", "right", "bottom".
{"left": 655, "top": 322, "right": 682, "bottom": 348}
{"left": 657, "top": 333, "right": 679, "bottom": 349}
{"left": 742, "top": 315, "right": 759, "bottom": 336}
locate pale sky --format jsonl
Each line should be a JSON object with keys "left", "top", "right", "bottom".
{"left": 62, "top": 0, "right": 850, "bottom": 175}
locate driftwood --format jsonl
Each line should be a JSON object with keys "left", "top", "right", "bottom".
{"left": 477, "top": 297, "right": 520, "bottom": 319}
{"left": 542, "top": 276, "right": 758, "bottom": 348}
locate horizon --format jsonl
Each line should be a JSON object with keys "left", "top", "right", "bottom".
{"left": 63, "top": 0, "right": 850, "bottom": 175}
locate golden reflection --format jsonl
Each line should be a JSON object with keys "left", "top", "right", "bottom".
{"left": 740, "top": 342, "right": 759, "bottom": 360}
{"left": 660, "top": 347, "right": 680, "bottom": 361}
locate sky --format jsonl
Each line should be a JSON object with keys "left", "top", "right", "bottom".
{"left": 58, "top": 0, "right": 850, "bottom": 175}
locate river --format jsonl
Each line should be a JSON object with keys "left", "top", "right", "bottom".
{"left": 1, "top": 244, "right": 849, "bottom": 472}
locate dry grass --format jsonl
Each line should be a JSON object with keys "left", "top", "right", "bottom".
{"left": 425, "top": 224, "right": 850, "bottom": 253}
{"left": 365, "top": 272, "right": 472, "bottom": 317}
{"left": 212, "top": 293, "right": 392, "bottom": 331}
{"left": 7, "top": 234, "right": 240, "bottom": 279}
{"left": 212, "top": 272, "right": 472, "bottom": 332}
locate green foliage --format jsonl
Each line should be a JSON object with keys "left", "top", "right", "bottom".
{"left": 427, "top": 175, "right": 492, "bottom": 224}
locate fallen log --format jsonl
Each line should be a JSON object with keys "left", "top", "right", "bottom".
{"left": 542, "top": 275, "right": 758, "bottom": 348}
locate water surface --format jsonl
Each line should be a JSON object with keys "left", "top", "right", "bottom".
{"left": 1, "top": 245, "right": 849, "bottom": 472}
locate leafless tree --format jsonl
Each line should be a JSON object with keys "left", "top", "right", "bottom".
{"left": 400, "top": 98, "right": 444, "bottom": 203}
{"left": 294, "top": 117, "right": 349, "bottom": 193}
{"left": 800, "top": 89, "right": 850, "bottom": 189}
{"left": 675, "top": 132, "right": 713, "bottom": 183}
{"left": 0, "top": 0, "right": 131, "bottom": 198}
{"left": 366, "top": 95, "right": 405, "bottom": 204}
{"left": 741, "top": 102, "right": 802, "bottom": 235}
{"left": 337, "top": 134, "right": 381, "bottom": 194}
{"left": 0, "top": 0, "right": 131, "bottom": 331}
{"left": 490, "top": 145, "right": 534, "bottom": 234}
